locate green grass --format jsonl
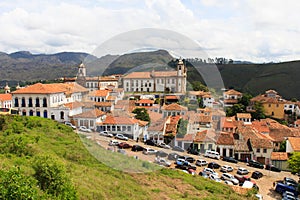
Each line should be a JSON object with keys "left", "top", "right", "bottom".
{"left": 0, "top": 115, "right": 253, "bottom": 199}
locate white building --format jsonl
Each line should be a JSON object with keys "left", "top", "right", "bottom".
{"left": 0, "top": 93, "right": 12, "bottom": 108}
{"left": 11, "top": 82, "right": 88, "bottom": 122}
{"left": 123, "top": 59, "right": 187, "bottom": 93}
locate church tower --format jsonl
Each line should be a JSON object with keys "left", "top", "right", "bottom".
{"left": 176, "top": 59, "right": 187, "bottom": 94}
{"left": 77, "top": 62, "right": 86, "bottom": 87}
{"left": 4, "top": 82, "right": 10, "bottom": 94}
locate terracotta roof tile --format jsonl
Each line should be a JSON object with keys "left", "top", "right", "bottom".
{"left": 194, "top": 130, "right": 216, "bottom": 143}
{"left": 165, "top": 95, "right": 179, "bottom": 100}
{"left": 287, "top": 137, "right": 300, "bottom": 151}
{"left": 64, "top": 101, "right": 83, "bottom": 109}
{"left": 271, "top": 152, "right": 288, "bottom": 161}
{"left": 176, "top": 133, "right": 195, "bottom": 141}
{"left": 216, "top": 132, "right": 234, "bottom": 145}
{"left": 161, "top": 103, "right": 188, "bottom": 111}
{"left": 236, "top": 113, "right": 251, "bottom": 119}
{"left": 0, "top": 94, "right": 12, "bottom": 101}
{"left": 249, "top": 138, "right": 273, "bottom": 149}
{"left": 224, "top": 89, "right": 242, "bottom": 95}
{"left": 136, "top": 99, "right": 154, "bottom": 104}
{"left": 102, "top": 116, "right": 138, "bottom": 125}
{"left": 94, "top": 102, "right": 112, "bottom": 107}
{"left": 73, "top": 109, "right": 105, "bottom": 118}
{"left": 123, "top": 72, "right": 151, "bottom": 79}
{"left": 90, "top": 90, "right": 109, "bottom": 97}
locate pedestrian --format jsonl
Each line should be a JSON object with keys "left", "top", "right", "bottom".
{"left": 246, "top": 157, "right": 249, "bottom": 163}
{"left": 136, "top": 137, "right": 139, "bottom": 143}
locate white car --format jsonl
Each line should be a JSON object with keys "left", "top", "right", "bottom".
{"left": 209, "top": 174, "right": 222, "bottom": 182}
{"left": 154, "top": 158, "right": 171, "bottom": 167}
{"left": 203, "top": 168, "right": 218, "bottom": 176}
{"left": 65, "top": 122, "right": 76, "bottom": 129}
{"left": 99, "top": 131, "right": 113, "bottom": 137}
{"left": 224, "top": 180, "right": 234, "bottom": 185}
{"left": 237, "top": 167, "right": 249, "bottom": 175}
{"left": 158, "top": 142, "right": 171, "bottom": 149}
{"left": 220, "top": 165, "right": 234, "bottom": 172}
{"left": 196, "top": 159, "right": 208, "bottom": 166}
{"left": 79, "top": 126, "right": 92, "bottom": 133}
{"left": 221, "top": 173, "right": 239, "bottom": 185}
{"left": 109, "top": 140, "right": 119, "bottom": 146}
{"left": 143, "top": 148, "right": 157, "bottom": 155}
{"left": 115, "top": 134, "right": 128, "bottom": 141}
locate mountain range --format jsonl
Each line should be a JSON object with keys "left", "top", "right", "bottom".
{"left": 0, "top": 50, "right": 299, "bottom": 99}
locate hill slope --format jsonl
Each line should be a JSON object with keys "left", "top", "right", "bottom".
{"left": 0, "top": 115, "right": 249, "bottom": 199}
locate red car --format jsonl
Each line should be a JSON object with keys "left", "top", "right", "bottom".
{"left": 118, "top": 142, "right": 132, "bottom": 149}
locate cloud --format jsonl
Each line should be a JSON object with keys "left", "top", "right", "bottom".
{"left": 0, "top": 0, "right": 299, "bottom": 62}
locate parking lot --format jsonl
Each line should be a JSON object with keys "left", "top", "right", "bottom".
{"left": 81, "top": 131, "right": 299, "bottom": 200}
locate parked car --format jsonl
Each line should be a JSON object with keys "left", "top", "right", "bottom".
{"left": 65, "top": 122, "right": 76, "bottom": 129}
{"left": 209, "top": 174, "right": 222, "bottom": 182}
{"left": 204, "top": 150, "right": 220, "bottom": 159}
{"left": 198, "top": 171, "right": 209, "bottom": 178}
{"left": 79, "top": 126, "right": 92, "bottom": 133}
{"left": 222, "top": 156, "right": 238, "bottom": 163}
{"left": 275, "top": 182, "right": 299, "bottom": 196}
{"left": 143, "top": 148, "right": 157, "bottom": 155}
{"left": 172, "top": 146, "right": 185, "bottom": 152}
{"left": 224, "top": 180, "right": 234, "bottom": 185}
{"left": 248, "top": 160, "right": 264, "bottom": 169}
{"left": 220, "top": 165, "right": 233, "bottom": 173}
{"left": 156, "top": 150, "right": 168, "bottom": 157}
{"left": 131, "top": 144, "right": 145, "bottom": 152}
{"left": 237, "top": 167, "right": 249, "bottom": 175}
{"left": 154, "top": 157, "right": 171, "bottom": 167}
{"left": 221, "top": 173, "right": 239, "bottom": 185}
{"left": 196, "top": 159, "right": 208, "bottom": 166}
{"left": 208, "top": 162, "right": 221, "bottom": 169}
{"left": 187, "top": 148, "right": 200, "bottom": 155}
{"left": 265, "top": 164, "right": 281, "bottom": 172}
{"left": 234, "top": 174, "right": 255, "bottom": 186}
{"left": 188, "top": 168, "right": 196, "bottom": 175}
{"left": 203, "top": 168, "right": 218, "bottom": 176}
{"left": 184, "top": 156, "right": 195, "bottom": 163}
{"left": 251, "top": 171, "right": 263, "bottom": 179}
{"left": 118, "top": 142, "right": 132, "bottom": 149}
{"left": 158, "top": 142, "right": 171, "bottom": 149}
{"left": 115, "top": 134, "right": 129, "bottom": 141}
{"left": 99, "top": 131, "right": 113, "bottom": 137}
{"left": 109, "top": 140, "right": 119, "bottom": 146}
{"left": 168, "top": 152, "right": 180, "bottom": 160}
{"left": 282, "top": 191, "right": 298, "bottom": 199}
{"left": 144, "top": 139, "right": 156, "bottom": 146}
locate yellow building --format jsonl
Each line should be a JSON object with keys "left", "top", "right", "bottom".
{"left": 251, "top": 90, "right": 285, "bottom": 119}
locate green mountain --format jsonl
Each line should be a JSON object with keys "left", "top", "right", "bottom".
{"left": 0, "top": 115, "right": 248, "bottom": 199}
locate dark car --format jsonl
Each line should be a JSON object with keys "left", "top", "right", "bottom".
{"left": 265, "top": 164, "right": 281, "bottom": 172}
{"left": 144, "top": 139, "right": 156, "bottom": 146}
{"left": 118, "top": 142, "right": 132, "bottom": 149}
{"left": 187, "top": 148, "right": 200, "bottom": 155}
{"left": 208, "top": 162, "right": 221, "bottom": 169}
{"left": 222, "top": 156, "right": 238, "bottom": 164}
{"left": 131, "top": 144, "right": 145, "bottom": 152}
{"left": 168, "top": 152, "right": 180, "bottom": 160}
{"left": 156, "top": 150, "right": 168, "bottom": 157}
{"left": 251, "top": 171, "right": 263, "bottom": 179}
{"left": 185, "top": 156, "right": 195, "bottom": 163}
{"left": 198, "top": 171, "right": 209, "bottom": 178}
{"left": 248, "top": 160, "right": 264, "bottom": 169}
{"left": 172, "top": 146, "right": 185, "bottom": 152}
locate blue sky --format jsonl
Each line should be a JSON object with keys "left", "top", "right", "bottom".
{"left": 0, "top": 0, "right": 299, "bottom": 62}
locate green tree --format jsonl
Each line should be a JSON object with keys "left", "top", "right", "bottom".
{"left": 33, "top": 155, "right": 78, "bottom": 200}
{"left": 0, "top": 167, "right": 40, "bottom": 200}
{"left": 132, "top": 108, "right": 150, "bottom": 122}
{"left": 288, "top": 152, "right": 300, "bottom": 174}
{"left": 251, "top": 102, "right": 265, "bottom": 120}
{"left": 176, "top": 119, "right": 188, "bottom": 138}
{"left": 191, "top": 81, "right": 208, "bottom": 92}
{"left": 238, "top": 93, "right": 253, "bottom": 107}
{"left": 226, "top": 104, "right": 245, "bottom": 117}
{"left": 279, "top": 140, "right": 286, "bottom": 152}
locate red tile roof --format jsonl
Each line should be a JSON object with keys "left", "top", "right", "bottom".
{"left": 136, "top": 99, "right": 154, "bottom": 104}
{"left": 176, "top": 133, "right": 195, "bottom": 141}
{"left": 287, "top": 137, "right": 300, "bottom": 152}
{"left": 102, "top": 116, "right": 138, "bottom": 125}
{"left": 271, "top": 152, "right": 288, "bottom": 161}
{"left": 90, "top": 90, "right": 109, "bottom": 97}
{"left": 165, "top": 95, "right": 179, "bottom": 100}
{"left": 236, "top": 113, "right": 251, "bottom": 119}
{"left": 224, "top": 89, "right": 242, "bottom": 95}
{"left": 64, "top": 101, "right": 83, "bottom": 109}
{"left": 216, "top": 132, "right": 234, "bottom": 145}
{"left": 73, "top": 109, "right": 105, "bottom": 118}
{"left": 161, "top": 103, "right": 187, "bottom": 111}
{"left": 194, "top": 130, "right": 216, "bottom": 143}
{"left": 0, "top": 94, "right": 12, "bottom": 101}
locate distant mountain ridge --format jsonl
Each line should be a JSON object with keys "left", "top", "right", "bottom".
{"left": 1, "top": 50, "right": 300, "bottom": 99}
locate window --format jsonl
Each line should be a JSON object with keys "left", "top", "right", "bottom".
{"left": 117, "top": 126, "right": 121, "bottom": 131}
{"left": 127, "top": 126, "right": 131, "bottom": 131}
{"left": 268, "top": 104, "right": 271, "bottom": 107}
{"left": 14, "top": 98, "right": 19, "bottom": 107}
{"left": 36, "top": 98, "right": 40, "bottom": 107}
{"left": 29, "top": 110, "right": 34, "bottom": 116}
{"left": 208, "top": 144, "right": 212, "bottom": 150}
{"left": 28, "top": 98, "right": 33, "bottom": 107}
{"left": 112, "top": 126, "right": 116, "bottom": 131}
{"left": 256, "top": 148, "right": 260, "bottom": 153}
{"left": 60, "top": 111, "right": 64, "bottom": 120}
{"left": 122, "top": 126, "right": 126, "bottom": 131}
{"left": 36, "top": 111, "right": 40, "bottom": 117}
{"left": 276, "top": 104, "right": 279, "bottom": 107}
{"left": 263, "top": 149, "right": 267, "bottom": 153}
{"left": 21, "top": 97, "right": 26, "bottom": 107}
{"left": 43, "top": 110, "right": 48, "bottom": 118}
{"left": 43, "top": 98, "right": 47, "bottom": 107}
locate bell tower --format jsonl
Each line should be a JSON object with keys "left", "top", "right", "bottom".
{"left": 77, "top": 62, "right": 86, "bottom": 87}
{"left": 176, "top": 59, "right": 187, "bottom": 94}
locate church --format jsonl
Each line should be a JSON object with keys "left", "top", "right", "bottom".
{"left": 122, "top": 59, "right": 187, "bottom": 94}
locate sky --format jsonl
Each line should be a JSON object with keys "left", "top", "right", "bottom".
{"left": 0, "top": 0, "right": 300, "bottom": 62}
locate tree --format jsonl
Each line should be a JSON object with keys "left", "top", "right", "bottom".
{"left": 132, "top": 108, "right": 150, "bottom": 122}
{"left": 0, "top": 167, "right": 40, "bottom": 200}
{"left": 33, "top": 155, "right": 78, "bottom": 199}
{"left": 191, "top": 81, "right": 208, "bottom": 92}
{"left": 288, "top": 152, "right": 300, "bottom": 174}
{"left": 251, "top": 102, "right": 265, "bottom": 120}
{"left": 279, "top": 140, "right": 286, "bottom": 152}
{"left": 226, "top": 104, "right": 245, "bottom": 117}
{"left": 176, "top": 119, "right": 188, "bottom": 138}
{"left": 238, "top": 93, "right": 253, "bottom": 107}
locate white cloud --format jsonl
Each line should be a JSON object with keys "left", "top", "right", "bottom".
{"left": 0, "top": 0, "right": 299, "bottom": 62}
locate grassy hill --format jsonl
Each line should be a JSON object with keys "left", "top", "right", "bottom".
{"left": 0, "top": 115, "right": 252, "bottom": 199}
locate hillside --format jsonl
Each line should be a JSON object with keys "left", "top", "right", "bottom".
{"left": 0, "top": 51, "right": 89, "bottom": 82}
{"left": 0, "top": 115, "right": 250, "bottom": 199}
